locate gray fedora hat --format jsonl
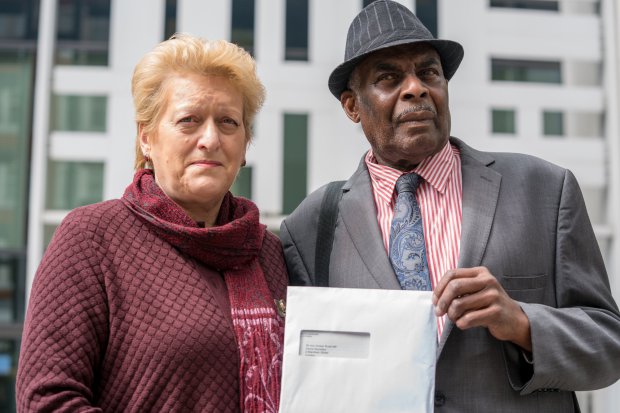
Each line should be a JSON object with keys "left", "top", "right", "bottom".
{"left": 328, "top": 0, "right": 464, "bottom": 99}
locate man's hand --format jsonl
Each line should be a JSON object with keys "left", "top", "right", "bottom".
{"left": 432, "top": 266, "right": 532, "bottom": 352}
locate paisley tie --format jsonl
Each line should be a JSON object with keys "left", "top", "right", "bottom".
{"left": 389, "top": 173, "right": 432, "bottom": 291}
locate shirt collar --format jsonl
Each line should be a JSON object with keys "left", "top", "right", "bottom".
{"left": 365, "top": 141, "right": 458, "bottom": 206}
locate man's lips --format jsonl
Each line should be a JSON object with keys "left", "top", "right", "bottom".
{"left": 395, "top": 110, "right": 435, "bottom": 123}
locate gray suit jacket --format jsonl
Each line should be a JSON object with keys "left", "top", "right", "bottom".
{"left": 280, "top": 137, "right": 620, "bottom": 412}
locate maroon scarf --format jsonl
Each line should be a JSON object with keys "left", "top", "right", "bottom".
{"left": 122, "top": 169, "right": 283, "bottom": 412}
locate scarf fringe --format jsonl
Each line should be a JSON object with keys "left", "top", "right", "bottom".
{"left": 232, "top": 307, "right": 284, "bottom": 413}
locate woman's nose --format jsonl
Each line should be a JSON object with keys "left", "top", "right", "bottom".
{"left": 197, "top": 120, "right": 220, "bottom": 151}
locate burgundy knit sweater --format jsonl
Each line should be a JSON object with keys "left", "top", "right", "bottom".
{"left": 16, "top": 199, "right": 288, "bottom": 412}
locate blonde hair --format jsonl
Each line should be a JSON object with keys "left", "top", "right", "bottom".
{"left": 131, "top": 33, "right": 266, "bottom": 169}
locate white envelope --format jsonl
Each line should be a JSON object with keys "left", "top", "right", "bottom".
{"left": 278, "top": 286, "right": 437, "bottom": 413}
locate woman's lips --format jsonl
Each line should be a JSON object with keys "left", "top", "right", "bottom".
{"left": 190, "top": 160, "right": 222, "bottom": 167}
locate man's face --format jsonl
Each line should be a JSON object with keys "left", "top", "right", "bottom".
{"left": 341, "top": 43, "right": 451, "bottom": 171}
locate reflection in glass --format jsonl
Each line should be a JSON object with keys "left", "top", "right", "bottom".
{"left": 282, "top": 114, "right": 308, "bottom": 214}
{"left": 0, "top": 51, "right": 34, "bottom": 250}
{"left": 46, "top": 161, "right": 104, "bottom": 210}
{"left": 416, "top": 0, "right": 438, "bottom": 38}
{"left": 492, "top": 109, "right": 516, "bottom": 134}
{"left": 543, "top": 111, "right": 564, "bottom": 136}
{"left": 231, "top": 166, "right": 252, "bottom": 199}
{"left": 164, "top": 0, "right": 177, "bottom": 40}
{"left": 0, "top": 339, "right": 18, "bottom": 413}
{"left": 491, "top": 58, "right": 562, "bottom": 84}
{"left": 285, "top": 0, "right": 309, "bottom": 61}
{"left": 490, "top": 0, "right": 559, "bottom": 11}
{"left": 231, "top": 0, "right": 255, "bottom": 55}
{"left": 0, "top": 0, "right": 39, "bottom": 41}
{"left": 56, "top": 0, "right": 111, "bottom": 66}
{"left": 51, "top": 94, "right": 107, "bottom": 132}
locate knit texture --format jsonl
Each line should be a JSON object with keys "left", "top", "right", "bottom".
{"left": 16, "top": 195, "right": 288, "bottom": 412}
{"left": 122, "top": 170, "right": 284, "bottom": 412}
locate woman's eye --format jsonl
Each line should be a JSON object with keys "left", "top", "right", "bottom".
{"left": 178, "top": 116, "right": 195, "bottom": 123}
{"left": 221, "top": 118, "right": 239, "bottom": 127}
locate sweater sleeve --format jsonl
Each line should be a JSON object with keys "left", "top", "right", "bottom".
{"left": 16, "top": 209, "right": 109, "bottom": 412}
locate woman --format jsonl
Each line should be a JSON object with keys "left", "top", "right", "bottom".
{"left": 16, "top": 34, "right": 287, "bottom": 412}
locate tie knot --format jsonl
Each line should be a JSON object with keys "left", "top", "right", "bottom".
{"left": 395, "top": 173, "right": 421, "bottom": 195}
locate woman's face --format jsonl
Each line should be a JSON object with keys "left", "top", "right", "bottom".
{"left": 140, "top": 73, "right": 247, "bottom": 223}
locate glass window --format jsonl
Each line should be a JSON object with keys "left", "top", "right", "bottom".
{"left": 416, "top": 0, "right": 438, "bottom": 38}
{"left": 282, "top": 113, "right": 308, "bottom": 214}
{"left": 543, "top": 111, "right": 564, "bottom": 136}
{"left": 46, "top": 161, "right": 104, "bottom": 210}
{"left": 0, "top": 0, "right": 39, "bottom": 41}
{"left": 231, "top": 166, "right": 252, "bottom": 199}
{"left": 0, "top": 51, "right": 35, "bottom": 249}
{"left": 490, "top": 0, "right": 559, "bottom": 11}
{"left": 51, "top": 95, "right": 107, "bottom": 132}
{"left": 0, "top": 339, "right": 19, "bottom": 413}
{"left": 285, "top": 0, "right": 309, "bottom": 61}
{"left": 56, "top": 0, "right": 111, "bottom": 66}
{"left": 492, "top": 109, "right": 516, "bottom": 134}
{"left": 0, "top": 253, "right": 25, "bottom": 323}
{"left": 491, "top": 58, "right": 562, "bottom": 84}
{"left": 164, "top": 0, "right": 177, "bottom": 40}
{"left": 43, "top": 224, "right": 59, "bottom": 251}
{"left": 231, "top": 0, "right": 255, "bottom": 55}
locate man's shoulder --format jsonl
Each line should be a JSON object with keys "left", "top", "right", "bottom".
{"left": 283, "top": 182, "right": 335, "bottom": 227}
{"left": 454, "top": 137, "right": 567, "bottom": 177}
{"left": 489, "top": 150, "right": 567, "bottom": 178}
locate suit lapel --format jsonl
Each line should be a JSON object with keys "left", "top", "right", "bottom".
{"left": 339, "top": 159, "right": 401, "bottom": 290}
{"left": 437, "top": 138, "right": 502, "bottom": 356}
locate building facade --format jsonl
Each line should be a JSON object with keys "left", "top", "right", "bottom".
{"left": 0, "top": 0, "right": 618, "bottom": 411}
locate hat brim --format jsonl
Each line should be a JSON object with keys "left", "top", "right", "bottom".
{"left": 328, "top": 38, "right": 464, "bottom": 99}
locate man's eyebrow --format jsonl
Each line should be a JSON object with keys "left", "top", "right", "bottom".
{"left": 374, "top": 62, "right": 400, "bottom": 72}
{"left": 417, "top": 57, "right": 442, "bottom": 68}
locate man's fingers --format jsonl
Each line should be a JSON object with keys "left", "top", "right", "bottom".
{"left": 434, "top": 271, "right": 491, "bottom": 316}
{"left": 432, "top": 267, "right": 481, "bottom": 305}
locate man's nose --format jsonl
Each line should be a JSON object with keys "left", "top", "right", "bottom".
{"left": 400, "top": 74, "right": 428, "bottom": 100}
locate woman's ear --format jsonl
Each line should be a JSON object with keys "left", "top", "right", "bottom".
{"left": 340, "top": 90, "right": 360, "bottom": 123}
{"left": 138, "top": 124, "right": 150, "bottom": 155}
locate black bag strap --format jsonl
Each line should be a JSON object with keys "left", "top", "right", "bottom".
{"left": 314, "top": 180, "right": 345, "bottom": 287}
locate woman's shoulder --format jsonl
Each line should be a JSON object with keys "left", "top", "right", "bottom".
{"left": 63, "top": 199, "right": 129, "bottom": 228}
{"left": 54, "top": 199, "right": 135, "bottom": 244}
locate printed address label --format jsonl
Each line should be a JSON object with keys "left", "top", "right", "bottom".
{"left": 299, "top": 330, "right": 370, "bottom": 359}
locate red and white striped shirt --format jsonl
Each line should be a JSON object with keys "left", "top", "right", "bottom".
{"left": 365, "top": 142, "right": 463, "bottom": 334}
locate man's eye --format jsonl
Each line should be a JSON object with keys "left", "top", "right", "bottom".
{"left": 377, "top": 73, "right": 397, "bottom": 82}
{"left": 420, "top": 68, "right": 440, "bottom": 77}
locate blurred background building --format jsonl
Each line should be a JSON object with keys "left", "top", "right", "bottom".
{"left": 0, "top": 0, "right": 619, "bottom": 411}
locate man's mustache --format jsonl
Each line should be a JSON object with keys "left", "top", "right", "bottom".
{"left": 394, "top": 105, "right": 436, "bottom": 122}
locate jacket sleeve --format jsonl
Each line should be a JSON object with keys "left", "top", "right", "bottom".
{"left": 16, "top": 211, "right": 108, "bottom": 412}
{"left": 280, "top": 218, "right": 314, "bottom": 286}
{"left": 279, "top": 185, "right": 328, "bottom": 287}
{"left": 512, "top": 169, "right": 620, "bottom": 393}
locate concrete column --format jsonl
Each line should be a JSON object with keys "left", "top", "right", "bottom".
{"left": 26, "top": 0, "right": 58, "bottom": 301}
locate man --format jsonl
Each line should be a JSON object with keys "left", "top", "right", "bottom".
{"left": 280, "top": 1, "right": 620, "bottom": 411}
